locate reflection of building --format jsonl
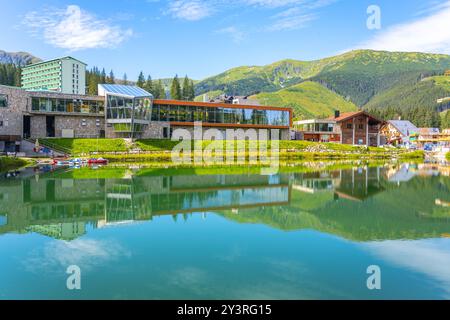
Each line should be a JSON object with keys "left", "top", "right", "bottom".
{"left": 292, "top": 166, "right": 386, "bottom": 201}
{"left": 294, "top": 111, "right": 383, "bottom": 146}
{"left": 0, "top": 173, "right": 290, "bottom": 240}
{"left": 292, "top": 171, "right": 341, "bottom": 194}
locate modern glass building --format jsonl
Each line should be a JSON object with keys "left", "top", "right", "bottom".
{"left": 99, "top": 84, "right": 153, "bottom": 138}
{"left": 152, "top": 100, "right": 291, "bottom": 128}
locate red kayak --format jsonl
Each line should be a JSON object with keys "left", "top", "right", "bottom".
{"left": 88, "top": 158, "right": 108, "bottom": 165}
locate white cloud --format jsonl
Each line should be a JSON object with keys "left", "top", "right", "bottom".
{"left": 167, "top": 0, "right": 214, "bottom": 21}
{"left": 23, "top": 238, "right": 131, "bottom": 273}
{"left": 23, "top": 5, "right": 133, "bottom": 51}
{"left": 216, "top": 26, "right": 245, "bottom": 43}
{"left": 165, "top": 0, "right": 335, "bottom": 25}
{"left": 357, "top": 1, "right": 450, "bottom": 54}
{"left": 268, "top": 8, "right": 317, "bottom": 31}
{"left": 365, "top": 239, "right": 450, "bottom": 298}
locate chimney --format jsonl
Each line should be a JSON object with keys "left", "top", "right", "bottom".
{"left": 334, "top": 110, "right": 340, "bottom": 119}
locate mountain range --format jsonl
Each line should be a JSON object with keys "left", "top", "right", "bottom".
{"left": 1, "top": 49, "right": 450, "bottom": 123}
{"left": 194, "top": 50, "right": 450, "bottom": 121}
{"left": 0, "top": 50, "right": 41, "bottom": 66}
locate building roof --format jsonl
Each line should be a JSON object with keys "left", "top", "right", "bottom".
{"left": 418, "top": 128, "right": 440, "bottom": 135}
{"left": 388, "top": 120, "right": 419, "bottom": 137}
{"left": 98, "top": 84, "right": 153, "bottom": 99}
{"left": 326, "top": 111, "right": 382, "bottom": 123}
{"left": 22, "top": 56, "right": 87, "bottom": 68}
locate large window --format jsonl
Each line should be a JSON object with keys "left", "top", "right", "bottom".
{"left": 151, "top": 104, "right": 290, "bottom": 126}
{"left": 31, "top": 97, "right": 103, "bottom": 114}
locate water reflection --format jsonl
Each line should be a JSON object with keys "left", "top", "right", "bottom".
{"left": 0, "top": 163, "right": 449, "bottom": 242}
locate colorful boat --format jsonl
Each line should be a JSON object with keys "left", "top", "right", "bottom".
{"left": 88, "top": 158, "right": 108, "bottom": 165}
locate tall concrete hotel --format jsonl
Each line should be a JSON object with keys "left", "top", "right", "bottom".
{"left": 0, "top": 56, "right": 292, "bottom": 152}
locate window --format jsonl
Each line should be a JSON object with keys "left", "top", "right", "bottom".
{"left": 163, "top": 127, "right": 169, "bottom": 138}
{"left": 347, "top": 123, "right": 353, "bottom": 129}
{"left": 358, "top": 124, "right": 364, "bottom": 130}
{"left": 0, "top": 94, "right": 8, "bottom": 108}
{"left": 0, "top": 121, "right": 3, "bottom": 126}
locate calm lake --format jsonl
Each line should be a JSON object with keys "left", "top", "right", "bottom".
{"left": 0, "top": 163, "right": 449, "bottom": 300}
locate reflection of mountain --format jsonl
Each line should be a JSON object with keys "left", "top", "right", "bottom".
{"left": 222, "top": 166, "right": 450, "bottom": 241}
{"left": 0, "top": 165, "right": 448, "bottom": 242}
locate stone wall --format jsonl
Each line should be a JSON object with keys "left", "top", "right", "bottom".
{"left": 55, "top": 116, "right": 104, "bottom": 138}
{"left": 0, "top": 85, "right": 28, "bottom": 138}
{"left": 169, "top": 125, "right": 290, "bottom": 141}
{"left": 141, "top": 121, "right": 170, "bottom": 139}
{"left": 30, "top": 115, "right": 46, "bottom": 138}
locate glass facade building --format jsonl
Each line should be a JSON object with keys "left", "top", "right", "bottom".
{"left": 99, "top": 84, "right": 153, "bottom": 137}
{"left": 152, "top": 101, "right": 291, "bottom": 127}
{"left": 31, "top": 97, "right": 104, "bottom": 114}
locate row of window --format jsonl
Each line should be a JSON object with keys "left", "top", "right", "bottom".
{"left": 297, "top": 123, "right": 335, "bottom": 132}
{"left": 31, "top": 97, "right": 104, "bottom": 114}
{"left": 151, "top": 104, "right": 290, "bottom": 126}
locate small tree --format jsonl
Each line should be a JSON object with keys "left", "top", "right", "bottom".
{"left": 123, "top": 73, "right": 128, "bottom": 85}
{"left": 145, "top": 75, "right": 154, "bottom": 95}
{"left": 182, "top": 75, "right": 190, "bottom": 101}
{"left": 170, "top": 75, "right": 182, "bottom": 100}
{"left": 136, "top": 71, "right": 145, "bottom": 88}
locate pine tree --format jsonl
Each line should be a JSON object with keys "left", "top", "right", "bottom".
{"left": 144, "top": 75, "right": 153, "bottom": 94}
{"left": 108, "top": 70, "right": 115, "bottom": 84}
{"left": 182, "top": 75, "right": 190, "bottom": 100}
{"left": 170, "top": 75, "right": 182, "bottom": 100}
{"left": 155, "top": 79, "right": 167, "bottom": 99}
{"left": 188, "top": 79, "right": 195, "bottom": 101}
{"left": 101, "top": 68, "right": 107, "bottom": 84}
{"left": 136, "top": 71, "right": 145, "bottom": 88}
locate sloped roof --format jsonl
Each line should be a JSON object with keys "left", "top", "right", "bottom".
{"left": 388, "top": 120, "right": 419, "bottom": 137}
{"left": 98, "top": 84, "right": 153, "bottom": 99}
{"left": 327, "top": 111, "right": 382, "bottom": 123}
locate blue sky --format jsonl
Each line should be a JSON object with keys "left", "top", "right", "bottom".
{"left": 1, "top": 0, "right": 450, "bottom": 80}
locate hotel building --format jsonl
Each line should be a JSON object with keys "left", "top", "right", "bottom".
{"left": 21, "top": 57, "right": 87, "bottom": 95}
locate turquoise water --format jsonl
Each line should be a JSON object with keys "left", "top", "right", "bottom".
{"left": 0, "top": 163, "right": 449, "bottom": 299}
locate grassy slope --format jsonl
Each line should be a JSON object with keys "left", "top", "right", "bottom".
{"left": 194, "top": 90, "right": 225, "bottom": 102}
{"left": 194, "top": 50, "right": 450, "bottom": 110}
{"left": 41, "top": 138, "right": 128, "bottom": 154}
{"left": 251, "top": 81, "right": 358, "bottom": 119}
{"left": 364, "top": 74, "right": 450, "bottom": 111}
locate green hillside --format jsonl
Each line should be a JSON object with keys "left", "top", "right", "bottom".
{"left": 251, "top": 81, "right": 358, "bottom": 119}
{"left": 194, "top": 50, "right": 450, "bottom": 113}
{"left": 194, "top": 90, "right": 225, "bottom": 102}
{"left": 364, "top": 74, "right": 450, "bottom": 112}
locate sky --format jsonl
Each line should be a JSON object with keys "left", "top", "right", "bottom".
{"left": 1, "top": 0, "right": 450, "bottom": 80}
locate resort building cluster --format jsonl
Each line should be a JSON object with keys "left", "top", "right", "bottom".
{"left": 0, "top": 56, "right": 449, "bottom": 153}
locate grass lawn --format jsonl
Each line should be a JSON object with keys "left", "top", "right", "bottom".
{"left": 40, "top": 138, "right": 128, "bottom": 155}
